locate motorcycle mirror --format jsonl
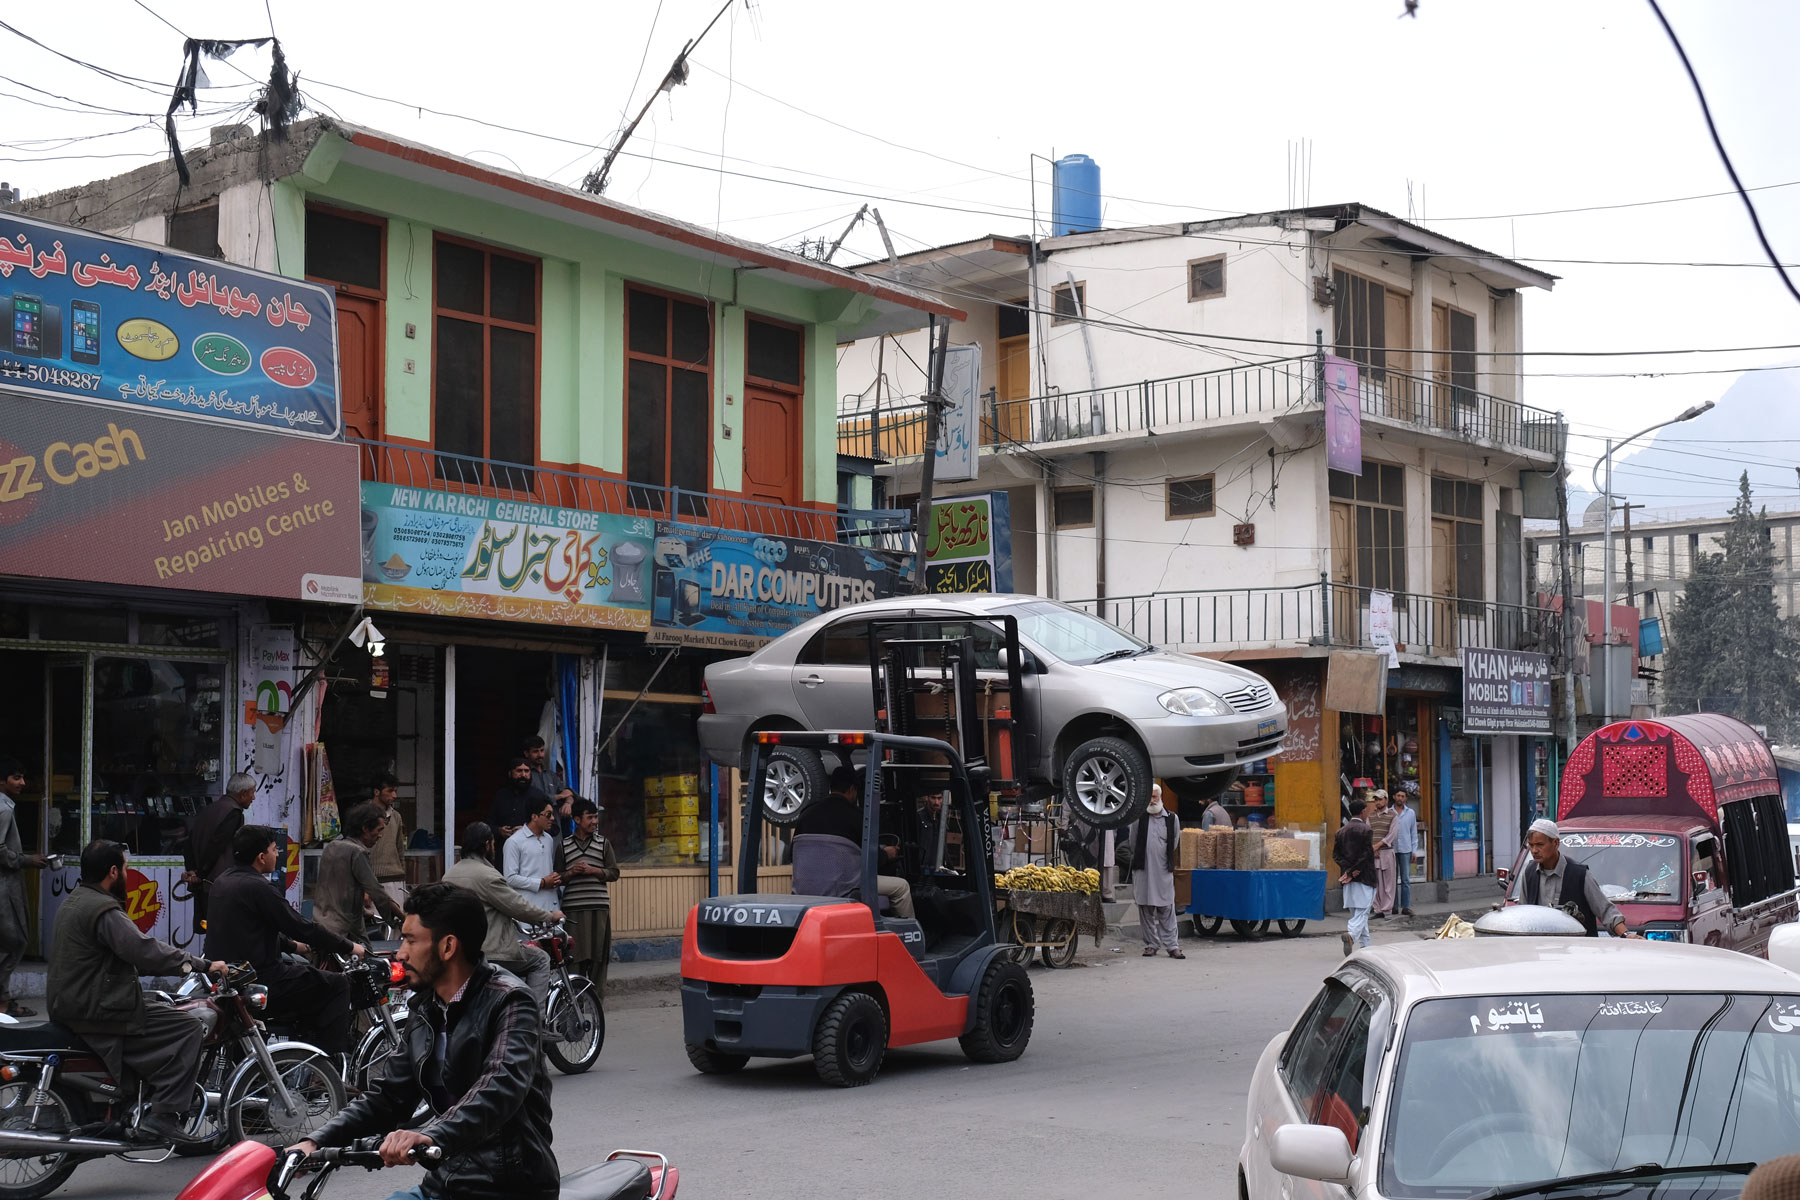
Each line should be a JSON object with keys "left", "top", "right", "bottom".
{"left": 1692, "top": 870, "right": 1710, "bottom": 891}
{"left": 1496, "top": 867, "right": 1511, "bottom": 890}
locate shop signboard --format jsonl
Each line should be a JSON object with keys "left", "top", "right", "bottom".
{"left": 40, "top": 857, "right": 202, "bottom": 956}
{"left": 647, "top": 521, "right": 907, "bottom": 650}
{"left": 1450, "top": 801, "right": 1481, "bottom": 842}
{"left": 0, "top": 391, "right": 359, "bottom": 600}
{"left": 924, "top": 491, "right": 1012, "bottom": 594}
{"left": 358, "top": 482, "right": 655, "bottom": 630}
{"left": 0, "top": 211, "right": 340, "bottom": 438}
{"left": 935, "top": 344, "right": 982, "bottom": 483}
{"left": 1323, "top": 354, "right": 1361, "bottom": 475}
{"left": 1460, "top": 647, "right": 1553, "bottom": 735}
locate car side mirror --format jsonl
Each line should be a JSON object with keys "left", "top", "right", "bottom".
{"left": 998, "top": 649, "right": 1040, "bottom": 675}
{"left": 1496, "top": 867, "right": 1511, "bottom": 891}
{"left": 1270, "top": 1124, "right": 1354, "bottom": 1185}
{"left": 1769, "top": 923, "right": 1800, "bottom": 977}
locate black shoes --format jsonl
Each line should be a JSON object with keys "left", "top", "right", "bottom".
{"left": 135, "top": 1113, "right": 206, "bottom": 1147}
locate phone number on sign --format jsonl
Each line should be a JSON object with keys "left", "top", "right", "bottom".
{"left": 0, "top": 358, "right": 103, "bottom": 392}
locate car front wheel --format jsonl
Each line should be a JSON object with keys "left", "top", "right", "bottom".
{"left": 758, "top": 745, "right": 826, "bottom": 826}
{"left": 1060, "top": 736, "right": 1151, "bottom": 828}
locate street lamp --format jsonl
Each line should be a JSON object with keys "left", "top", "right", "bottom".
{"left": 1589, "top": 400, "right": 1715, "bottom": 717}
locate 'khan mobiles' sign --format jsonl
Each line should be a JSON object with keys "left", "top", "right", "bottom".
{"left": 0, "top": 391, "right": 360, "bottom": 600}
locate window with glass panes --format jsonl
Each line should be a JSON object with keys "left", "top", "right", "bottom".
{"left": 1329, "top": 461, "right": 1407, "bottom": 591}
{"left": 432, "top": 237, "right": 539, "bottom": 489}
{"left": 626, "top": 286, "right": 712, "bottom": 516}
{"left": 1432, "top": 477, "right": 1484, "bottom": 604}
{"left": 1332, "top": 268, "right": 1387, "bottom": 379}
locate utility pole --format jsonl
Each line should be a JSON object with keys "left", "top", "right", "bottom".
{"left": 911, "top": 317, "right": 950, "bottom": 592}
{"left": 1555, "top": 446, "right": 1579, "bottom": 755}
{"left": 583, "top": 0, "right": 734, "bottom": 195}
{"left": 1619, "top": 501, "right": 1645, "bottom": 608}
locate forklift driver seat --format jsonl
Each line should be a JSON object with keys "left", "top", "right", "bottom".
{"left": 792, "top": 834, "right": 892, "bottom": 913}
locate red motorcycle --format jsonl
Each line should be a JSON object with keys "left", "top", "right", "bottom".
{"left": 174, "top": 1137, "right": 679, "bottom": 1200}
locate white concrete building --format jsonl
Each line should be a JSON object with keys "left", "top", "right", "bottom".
{"left": 836, "top": 203, "right": 1568, "bottom": 885}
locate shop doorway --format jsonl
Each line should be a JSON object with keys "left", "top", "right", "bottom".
{"left": 454, "top": 646, "right": 553, "bottom": 843}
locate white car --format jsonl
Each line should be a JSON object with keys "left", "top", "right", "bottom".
{"left": 1239, "top": 937, "right": 1800, "bottom": 1200}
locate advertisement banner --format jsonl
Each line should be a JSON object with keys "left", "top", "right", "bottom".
{"left": 648, "top": 522, "right": 906, "bottom": 650}
{"left": 1369, "top": 589, "right": 1399, "bottom": 668}
{"left": 1461, "top": 646, "right": 1553, "bottom": 734}
{"left": 935, "top": 343, "right": 982, "bottom": 483}
{"left": 0, "top": 390, "right": 359, "bottom": 599}
{"left": 0, "top": 211, "right": 340, "bottom": 438}
{"left": 1323, "top": 354, "right": 1362, "bottom": 475}
{"left": 359, "top": 483, "right": 654, "bottom": 630}
{"left": 924, "top": 492, "right": 1013, "bottom": 594}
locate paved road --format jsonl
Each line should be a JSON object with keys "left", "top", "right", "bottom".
{"left": 48, "top": 928, "right": 1409, "bottom": 1200}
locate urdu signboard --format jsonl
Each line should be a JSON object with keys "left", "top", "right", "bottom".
{"left": 1460, "top": 647, "right": 1553, "bottom": 735}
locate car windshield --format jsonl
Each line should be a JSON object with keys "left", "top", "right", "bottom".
{"left": 998, "top": 600, "right": 1148, "bottom": 665}
{"left": 1554, "top": 832, "right": 1684, "bottom": 903}
{"left": 1382, "top": 992, "right": 1800, "bottom": 1198}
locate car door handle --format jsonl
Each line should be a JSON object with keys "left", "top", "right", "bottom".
{"left": 801, "top": 674, "right": 824, "bottom": 688}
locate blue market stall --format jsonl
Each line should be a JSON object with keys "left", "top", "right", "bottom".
{"left": 1186, "top": 868, "right": 1327, "bottom": 939}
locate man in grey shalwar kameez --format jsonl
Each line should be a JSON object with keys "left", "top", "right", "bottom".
{"left": 1132, "top": 784, "right": 1186, "bottom": 959}
{"left": 0, "top": 760, "right": 46, "bottom": 1017}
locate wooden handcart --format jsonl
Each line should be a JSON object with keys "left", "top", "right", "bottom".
{"left": 997, "top": 887, "right": 1106, "bottom": 969}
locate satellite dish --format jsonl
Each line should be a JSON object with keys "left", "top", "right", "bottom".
{"left": 1580, "top": 496, "right": 1614, "bottom": 530}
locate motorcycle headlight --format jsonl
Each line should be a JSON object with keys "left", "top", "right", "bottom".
{"left": 1158, "top": 687, "right": 1232, "bottom": 717}
{"left": 246, "top": 984, "right": 270, "bottom": 1010}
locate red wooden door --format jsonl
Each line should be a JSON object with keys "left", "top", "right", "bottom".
{"left": 742, "top": 385, "right": 800, "bottom": 508}
{"left": 335, "top": 293, "right": 383, "bottom": 443}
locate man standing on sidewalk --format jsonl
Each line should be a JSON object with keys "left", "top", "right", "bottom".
{"left": 1387, "top": 786, "right": 1419, "bottom": 917}
{"left": 367, "top": 773, "right": 409, "bottom": 909}
{"left": 0, "top": 759, "right": 46, "bottom": 1018}
{"left": 1368, "top": 789, "right": 1397, "bottom": 920}
{"left": 1333, "top": 798, "right": 1376, "bottom": 955}
{"left": 560, "top": 799, "right": 618, "bottom": 991}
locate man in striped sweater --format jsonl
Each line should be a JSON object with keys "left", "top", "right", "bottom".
{"left": 561, "top": 798, "right": 619, "bottom": 992}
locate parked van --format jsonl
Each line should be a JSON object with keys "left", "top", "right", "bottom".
{"left": 1501, "top": 715, "right": 1799, "bottom": 955}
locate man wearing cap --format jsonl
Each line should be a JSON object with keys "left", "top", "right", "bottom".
{"left": 1332, "top": 798, "right": 1376, "bottom": 955}
{"left": 1519, "top": 819, "right": 1638, "bottom": 939}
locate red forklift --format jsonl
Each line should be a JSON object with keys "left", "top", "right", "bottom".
{"left": 679, "top": 620, "right": 1035, "bottom": 1087}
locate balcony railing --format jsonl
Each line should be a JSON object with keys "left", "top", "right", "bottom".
{"left": 1073, "top": 579, "right": 1561, "bottom": 662}
{"left": 353, "top": 439, "right": 913, "bottom": 550}
{"left": 838, "top": 356, "right": 1562, "bottom": 460}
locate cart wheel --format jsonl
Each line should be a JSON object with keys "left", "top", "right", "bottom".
{"left": 1004, "top": 915, "right": 1037, "bottom": 965}
{"left": 1230, "top": 918, "right": 1268, "bottom": 939}
{"left": 1191, "top": 914, "right": 1223, "bottom": 938}
{"left": 1040, "top": 921, "right": 1078, "bottom": 969}
{"left": 1277, "top": 919, "right": 1307, "bottom": 938}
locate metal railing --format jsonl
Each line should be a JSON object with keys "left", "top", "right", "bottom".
{"left": 838, "top": 355, "right": 1562, "bottom": 459}
{"left": 352, "top": 439, "right": 913, "bottom": 550}
{"left": 1074, "top": 578, "right": 1562, "bottom": 662}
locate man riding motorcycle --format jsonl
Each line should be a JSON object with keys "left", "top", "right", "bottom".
{"left": 291, "top": 881, "right": 558, "bottom": 1200}
{"left": 442, "top": 822, "right": 559, "bottom": 1008}
{"left": 46, "top": 840, "right": 226, "bottom": 1144}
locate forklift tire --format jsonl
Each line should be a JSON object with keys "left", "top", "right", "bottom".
{"left": 1060, "top": 736, "right": 1151, "bottom": 829}
{"left": 813, "top": 991, "right": 887, "bottom": 1087}
{"left": 959, "top": 958, "right": 1034, "bottom": 1064}
{"left": 685, "top": 1041, "right": 749, "bottom": 1075}
{"left": 759, "top": 745, "right": 827, "bottom": 826}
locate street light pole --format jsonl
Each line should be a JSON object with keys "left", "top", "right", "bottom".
{"left": 1590, "top": 400, "right": 1715, "bottom": 717}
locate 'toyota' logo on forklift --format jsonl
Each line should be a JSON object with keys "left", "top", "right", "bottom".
{"left": 702, "top": 904, "right": 791, "bottom": 926}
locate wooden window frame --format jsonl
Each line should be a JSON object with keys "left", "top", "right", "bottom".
{"left": 1187, "top": 255, "right": 1226, "bottom": 302}
{"left": 1166, "top": 474, "right": 1216, "bottom": 520}
{"left": 1433, "top": 300, "right": 1479, "bottom": 403}
{"left": 1332, "top": 268, "right": 1394, "bottom": 379}
{"left": 1050, "top": 281, "right": 1086, "bottom": 326}
{"left": 1329, "top": 461, "right": 1408, "bottom": 592}
{"left": 303, "top": 202, "right": 387, "bottom": 300}
{"left": 430, "top": 231, "right": 544, "bottom": 475}
{"left": 623, "top": 282, "right": 714, "bottom": 511}
{"left": 1431, "top": 476, "right": 1484, "bottom": 605}
{"left": 1053, "top": 486, "right": 1095, "bottom": 529}
{"left": 744, "top": 313, "right": 805, "bottom": 396}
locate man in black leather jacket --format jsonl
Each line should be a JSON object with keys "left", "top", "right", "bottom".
{"left": 293, "top": 881, "right": 557, "bottom": 1200}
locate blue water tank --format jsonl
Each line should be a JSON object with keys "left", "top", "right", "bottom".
{"left": 1050, "top": 153, "right": 1101, "bottom": 236}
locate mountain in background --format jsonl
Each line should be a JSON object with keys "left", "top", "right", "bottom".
{"left": 1567, "top": 365, "right": 1800, "bottom": 528}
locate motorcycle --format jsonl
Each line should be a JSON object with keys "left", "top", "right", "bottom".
{"left": 173, "top": 1136, "right": 678, "bottom": 1200}
{"left": 0, "top": 963, "right": 345, "bottom": 1199}
{"left": 340, "top": 953, "right": 410, "bottom": 1092}
{"left": 526, "top": 922, "right": 605, "bottom": 1075}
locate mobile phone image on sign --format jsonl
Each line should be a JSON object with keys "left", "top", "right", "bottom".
{"left": 10, "top": 293, "right": 43, "bottom": 357}
{"left": 71, "top": 299, "right": 101, "bottom": 365}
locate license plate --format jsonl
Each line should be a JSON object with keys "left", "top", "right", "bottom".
{"left": 1257, "top": 719, "right": 1278, "bottom": 737}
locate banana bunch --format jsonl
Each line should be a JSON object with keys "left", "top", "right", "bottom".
{"left": 995, "top": 865, "right": 1101, "bottom": 894}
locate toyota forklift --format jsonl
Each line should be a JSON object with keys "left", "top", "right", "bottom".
{"left": 679, "top": 620, "right": 1035, "bottom": 1087}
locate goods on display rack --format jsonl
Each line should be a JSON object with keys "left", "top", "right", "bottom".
{"left": 993, "top": 864, "right": 1105, "bottom": 969}
{"left": 643, "top": 773, "right": 704, "bottom": 865}
{"left": 1216, "top": 758, "right": 1279, "bottom": 827}
{"left": 1179, "top": 824, "right": 1328, "bottom": 939}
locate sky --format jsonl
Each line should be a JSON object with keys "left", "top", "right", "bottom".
{"left": 6, "top": 0, "right": 1799, "bottom": 516}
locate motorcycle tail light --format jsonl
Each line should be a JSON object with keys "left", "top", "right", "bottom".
{"left": 0, "top": 1066, "right": 15, "bottom": 1082}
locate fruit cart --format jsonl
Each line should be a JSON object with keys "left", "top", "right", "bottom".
{"left": 1184, "top": 867, "right": 1326, "bottom": 939}
{"left": 994, "top": 866, "right": 1106, "bottom": 969}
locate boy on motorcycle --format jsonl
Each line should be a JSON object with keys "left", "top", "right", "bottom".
{"left": 46, "top": 840, "right": 227, "bottom": 1145}
{"left": 291, "top": 882, "right": 558, "bottom": 1200}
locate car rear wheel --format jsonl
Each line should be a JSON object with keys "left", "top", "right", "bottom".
{"left": 1060, "top": 736, "right": 1151, "bottom": 829}
{"left": 758, "top": 745, "right": 826, "bottom": 826}
{"left": 813, "top": 991, "right": 887, "bottom": 1087}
